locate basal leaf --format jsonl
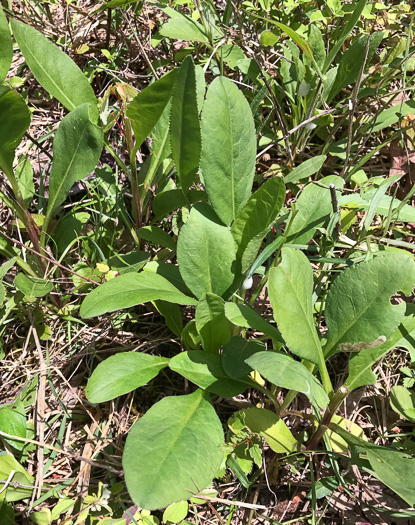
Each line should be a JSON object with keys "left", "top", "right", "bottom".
{"left": 229, "top": 407, "right": 298, "bottom": 453}
{"left": 222, "top": 337, "right": 265, "bottom": 378}
{"left": 324, "top": 254, "right": 415, "bottom": 358}
{"left": 159, "top": 12, "right": 208, "bottom": 42}
{"left": 0, "top": 5, "right": 12, "bottom": 84}
{"left": 11, "top": 19, "right": 97, "bottom": 115}
{"left": 46, "top": 103, "right": 103, "bottom": 218}
{"left": 0, "top": 456, "right": 33, "bottom": 502}
{"left": 284, "top": 155, "right": 326, "bottom": 184}
{"left": 224, "top": 302, "right": 283, "bottom": 343}
{"left": 0, "top": 87, "right": 31, "bottom": 177}
{"left": 153, "top": 189, "right": 207, "bottom": 220}
{"left": 127, "top": 69, "right": 177, "bottom": 149}
{"left": 170, "top": 56, "right": 201, "bottom": 191}
{"left": 86, "top": 352, "right": 169, "bottom": 403}
{"left": 286, "top": 176, "right": 344, "bottom": 245}
{"left": 246, "top": 351, "right": 329, "bottom": 410}
{"left": 137, "top": 226, "right": 175, "bottom": 250}
{"left": 169, "top": 351, "right": 251, "bottom": 397}
{"left": 331, "top": 425, "right": 415, "bottom": 508}
{"left": 154, "top": 300, "right": 183, "bottom": 338}
{"left": 345, "top": 304, "right": 415, "bottom": 390}
{"left": 14, "top": 274, "right": 53, "bottom": 297}
{"left": 195, "top": 293, "right": 231, "bottom": 353}
{"left": 123, "top": 390, "right": 224, "bottom": 509}
{"left": 390, "top": 385, "right": 415, "bottom": 422}
{"left": 15, "top": 156, "right": 34, "bottom": 206}
{"left": 231, "top": 178, "right": 285, "bottom": 274}
{"left": 200, "top": 77, "right": 256, "bottom": 225}
{"left": 177, "top": 203, "right": 237, "bottom": 299}
{"left": 80, "top": 272, "right": 197, "bottom": 319}
{"left": 269, "top": 248, "right": 324, "bottom": 366}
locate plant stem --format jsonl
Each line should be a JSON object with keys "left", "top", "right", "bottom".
{"left": 306, "top": 386, "right": 349, "bottom": 451}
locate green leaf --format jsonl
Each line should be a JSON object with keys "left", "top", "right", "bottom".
{"left": 0, "top": 456, "right": 33, "bottom": 502}
{"left": 286, "top": 176, "right": 344, "bottom": 245}
{"left": 0, "top": 87, "right": 31, "bottom": 177}
{"left": 46, "top": 103, "right": 103, "bottom": 217}
{"left": 231, "top": 178, "right": 285, "bottom": 274}
{"left": 153, "top": 189, "right": 207, "bottom": 220}
{"left": 123, "top": 390, "right": 224, "bottom": 510}
{"left": 154, "top": 300, "right": 183, "bottom": 338}
{"left": 222, "top": 337, "right": 265, "bottom": 378}
{"left": 260, "top": 30, "right": 278, "bottom": 47}
{"left": 137, "top": 226, "right": 175, "bottom": 250}
{"left": 14, "top": 274, "right": 53, "bottom": 297}
{"left": 274, "top": 22, "right": 313, "bottom": 58}
{"left": 224, "top": 302, "right": 283, "bottom": 343}
{"left": 331, "top": 425, "right": 415, "bottom": 508}
{"left": 0, "top": 408, "right": 26, "bottom": 451}
{"left": 284, "top": 155, "right": 326, "bottom": 184}
{"left": 327, "top": 32, "right": 384, "bottom": 102}
{"left": 170, "top": 56, "right": 201, "bottom": 192}
{"left": 246, "top": 351, "right": 329, "bottom": 410}
{"left": 159, "top": 12, "right": 208, "bottom": 43}
{"left": 80, "top": 272, "right": 197, "bottom": 319}
{"left": 195, "top": 293, "right": 231, "bottom": 353}
{"left": 200, "top": 77, "right": 256, "bottom": 225}
{"left": 86, "top": 352, "right": 169, "bottom": 403}
{"left": 177, "top": 203, "right": 237, "bottom": 299}
{"left": 345, "top": 304, "right": 415, "bottom": 390}
{"left": 269, "top": 249, "right": 324, "bottom": 366}
{"left": 390, "top": 385, "right": 415, "bottom": 422}
{"left": 163, "top": 501, "right": 189, "bottom": 524}
{"left": 324, "top": 254, "right": 415, "bottom": 358}
{"left": 169, "top": 351, "right": 251, "bottom": 397}
{"left": 11, "top": 19, "right": 97, "bottom": 115}
{"left": 323, "top": 0, "right": 367, "bottom": 73}
{"left": 15, "top": 156, "right": 34, "bottom": 206}
{"left": 0, "top": 5, "right": 12, "bottom": 84}
{"left": 127, "top": 69, "right": 177, "bottom": 149}
{"left": 96, "top": 0, "right": 139, "bottom": 11}
{"left": 229, "top": 408, "right": 298, "bottom": 453}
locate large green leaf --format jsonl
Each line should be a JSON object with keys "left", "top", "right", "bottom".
{"left": 390, "top": 385, "right": 415, "bottom": 422}
{"left": 331, "top": 425, "right": 415, "bottom": 508}
{"left": 269, "top": 248, "right": 324, "bottom": 366}
{"left": 169, "top": 351, "right": 251, "bottom": 397}
{"left": 80, "top": 272, "right": 197, "bottom": 319}
{"left": 200, "top": 77, "right": 256, "bottom": 225}
{"left": 127, "top": 69, "right": 176, "bottom": 149}
{"left": 86, "top": 352, "right": 169, "bottom": 403}
{"left": 46, "top": 103, "right": 103, "bottom": 217}
{"left": 170, "top": 56, "right": 201, "bottom": 191}
{"left": 195, "top": 293, "right": 231, "bottom": 353}
{"left": 286, "top": 176, "right": 343, "bottom": 245}
{"left": 224, "top": 302, "right": 283, "bottom": 343}
{"left": 231, "top": 178, "right": 285, "bottom": 274}
{"left": 0, "top": 87, "right": 31, "bottom": 177}
{"left": 246, "top": 351, "right": 329, "bottom": 410}
{"left": 345, "top": 304, "right": 415, "bottom": 390}
{"left": 11, "top": 19, "right": 97, "bottom": 115}
{"left": 0, "top": 5, "right": 12, "bottom": 84}
{"left": 123, "top": 390, "right": 224, "bottom": 509}
{"left": 177, "top": 203, "right": 237, "bottom": 299}
{"left": 284, "top": 155, "right": 326, "bottom": 184}
{"left": 14, "top": 274, "right": 53, "bottom": 297}
{"left": 324, "top": 254, "right": 415, "bottom": 358}
{"left": 229, "top": 408, "right": 298, "bottom": 453}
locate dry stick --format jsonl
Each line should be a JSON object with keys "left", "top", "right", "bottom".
{"left": 329, "top": 183, "right": 341, "bottom": 240}
{"left": 0, "top": 228, "right": 100, "bottom": 285}
{"left": 31, "top": 316, "right": 47, "bottom": 500}
{"left": 341, "top": 33, "right": 372, "bottom": 179}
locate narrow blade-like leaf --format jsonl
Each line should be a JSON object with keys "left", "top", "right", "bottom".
{"left": 0, "top": 5, "right": 12, "bottom": 84}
